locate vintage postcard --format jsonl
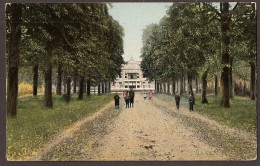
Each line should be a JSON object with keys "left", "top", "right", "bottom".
{"left": 5, "top": 1, "right": 257, "bottom": 161}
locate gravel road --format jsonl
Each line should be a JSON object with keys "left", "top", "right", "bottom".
{"left": 27, "top": 93, "right": 256, "bottom": 161}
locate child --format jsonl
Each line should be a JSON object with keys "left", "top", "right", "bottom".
{"left": 114, "top": 93, "right": 120, "bottom": 109}
{"left": 149, "top": 90, "right": 153, "bottom": 100}
{"left": 123, "top": 91, "right": 126, "bottom": 99}
{"left": 143, "top": 92, "right": 147, "bottom": 100}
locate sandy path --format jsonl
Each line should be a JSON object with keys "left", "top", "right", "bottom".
{"left": 86, "top": 93, "right": 227, "bottom": 161}
{"left": 37, "top": 93, "right": 256, "bottom": 161}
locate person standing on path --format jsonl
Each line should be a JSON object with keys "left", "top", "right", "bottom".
{"left": 129, "top": 88, "right": 135, "bottom": 108}
{"left": 149, "top": 90, "right": 152, "bottom": 100}
{"left": 123, "top": 91, "right": 126, "bottom": 99}
{"left": 125, "top": 92, "right": 130, "bottom": 108}
{"left": 189, "top": 93, "right": 195, "bottom": 111}
{"left": 114, "top": 93, "right": 120, "bottom": 109}
{"left": 175, "top": 94, "right": 180, "bottom": 110}
{"left": 143, "top": 91, "right": 147, "bottom": 100}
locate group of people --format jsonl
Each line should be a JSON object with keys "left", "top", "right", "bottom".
{"left": 113, "top": 88, "right": 136, "bottom": 109}
{"left": 175, "top": 93, "right": 195, "bottom": 111}
{"left": 143, "top": 90, "right": 153, "bottom": 100}
{"left": 114, "top": 89, "right": 195, "bottom": 111}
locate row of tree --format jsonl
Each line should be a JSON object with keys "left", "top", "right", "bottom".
{"left": 6, "top": 3, "right": 124, "bottom": 116}
{"left": 141, "top": 2, "right": 256, "bottom": 107}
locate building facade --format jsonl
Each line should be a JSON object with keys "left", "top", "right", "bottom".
{"left": 111, "top": 60, "right": 155, "bottom": 92}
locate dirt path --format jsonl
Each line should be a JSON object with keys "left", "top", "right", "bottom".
{"left": 33, "top": 93, "right": 256, "bottom": 161}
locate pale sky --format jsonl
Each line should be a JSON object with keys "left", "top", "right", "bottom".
{"left": 108, "top": 3, "right": 172, "bottom": 62}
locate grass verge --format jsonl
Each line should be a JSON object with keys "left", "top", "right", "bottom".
{"left": 7, "top": 93, "right": 114, "bottom": 160}
{"left": 194, "top": 94, "right": 256, "bottom": 134}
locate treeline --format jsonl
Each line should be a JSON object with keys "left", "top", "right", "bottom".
{"left": 6, "top": 3, "right": 124, "bottom": 116}
{"left": 141, "top": 2, "right": 256, "bottom": 107}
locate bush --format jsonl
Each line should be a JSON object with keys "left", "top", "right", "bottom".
{"left": 18, "top": 82, "right": 33, "bottom": 96}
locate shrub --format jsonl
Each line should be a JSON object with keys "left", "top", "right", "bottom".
{"left": 18, "top": 82, "right": 33, "bottom": 96}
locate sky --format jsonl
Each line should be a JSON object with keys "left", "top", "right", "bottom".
{"left": 108, "top": 3, "right": 172, "bottom": 62}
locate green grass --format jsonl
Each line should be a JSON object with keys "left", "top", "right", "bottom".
{"left": 7, "top": 93, "right": 114, "bottom": 160}
{"left": 194, "top": 94, "right": 257, "bottom": 134}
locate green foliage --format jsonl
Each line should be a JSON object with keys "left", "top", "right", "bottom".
{"left": 6, "top": 93, "right": 114, "bottom": 160}
{"left": 6, "top": 3, "right": 125, "bottom": 90}
{"left": 194, "top": 94, "right": 256, "bottom": 134}
{"left": 141, "top": 2, "right": 256, "bottom": 102}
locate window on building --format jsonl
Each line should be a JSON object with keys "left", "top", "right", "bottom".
{"left": 125, "top": 86, "right": 128, "bottom": 88}
{"left": 143, "top": 85, "right": 145, "bottom": 88}
{"left": 125, "top": 75, "right": 127, "bottom": 78}
{"left": 137, "top": 85, "right": 140, "bottom": 88}
{"left": 131, "top": 75, "right": 133, "bottom": 79}
{"left": 137, "top": 74, "right": 139, "bottom": 78}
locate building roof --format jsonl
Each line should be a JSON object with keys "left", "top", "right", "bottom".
{"left": 122, "top": 60, "right": 141, "bottom": 70}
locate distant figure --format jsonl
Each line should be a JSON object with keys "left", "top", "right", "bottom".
{"left": 123, "top": 91, "right": 126, "bottom": 99}
{"left": 189, "top": 93, "right": 195, "bottom": 111}
{"left": 149, "top": 90, "right": 153, "bottom": 100}
{"left": 125, "top": 92, "right": 130, "bottom": 108}
{"left": 143, "top": 91, "right": 147, "bottom": 100}
{"left": 175, "top": 94, "right": 180, "bottom": 110}
{"left": 129, "top": 88, "right": 135, "bottom": 108}
{"left": 114, "top": 93, "right": 120, "bottom": 109}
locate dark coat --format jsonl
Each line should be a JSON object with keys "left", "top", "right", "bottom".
{"left": 114, "top": 94, "right": 120, "bottom": 105}
{"left": 175, "top": 95, "right": 180, "bottom": 104}
{"left": 129, "top": 90, "right": 135, "bottom": 98}
{"left": 189, "top": 95, "right": 194, "bottom": 105}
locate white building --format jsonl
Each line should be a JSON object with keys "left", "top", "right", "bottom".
{"left": 111, "top": 59, "right": 155, "bottom": 92}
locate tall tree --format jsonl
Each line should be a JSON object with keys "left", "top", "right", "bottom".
{"left": 6, "top": 4, "right": 23, "bottom": 116}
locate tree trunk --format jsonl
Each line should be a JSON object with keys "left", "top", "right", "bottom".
{"left": 243, "top": 80, "right": 247, "bottom": 97}
{"left": 220, "top": 3, "right": 230, "bottom": 107}
{"left": 215, "top": 75, "right": 218, "bottom": 96}
{"left": 156, "top": 81, "right": 160, "bottom": 93}
{"left": 167, "top": 82, "right": 170, "bottom": 94}
{"left": 73, "top": 75, "right": 77, "bottom": 94}
{"left": 98, "top": 82, "right": 101, "bottom": 94}
{"left": 56, "top": 65, "right": 62, "bottom": 95}
{"left": 33, "top": 64, "right": 38, "bottom": 96}
{"left": 102, "top": 81, "right": 105, "bottom": 94}
{"left": 229, "top": 58, "right": 234, "bottom": 98}
{"left": 183, "top": 77, "right": 186, "bottom": 93}
{"left": 104, "top": 81, "right": 107, "bottom": 93}
{"left": 195, "top": 76, "right": 198, "bottom": 94}
{"left": 78, "top": 77, "right": 84, "bottom": 100}
{"left": 44, "top": 64, "right": 53, "bottom": 108}
{"left": 201, "top": 71, "right": 208, "bottom": 104}
{"left": 87, "top": 79, "right": 91, "bottom": 96}
{"left": 66, "top": 77, "right": 71, "bottom": 103}
{"left": 188, "top": 73, "right": 193, "bottom": 95}
{"left": 176, "top": 80, "right": 178, "bottom": 93}
{"left": 7, "top": 4, "right": 22, "bottom": 116}
{"left": 180, "top": 78, "right": 184, "bottom": 95}
{"left": 250, "top": 62, "right": 256, "bottom": 100}
{"left": 63, "top": 74, "right": 67, "bottom": 94}
{"left": 155, "top": 79, "right": 157, "bottom": 92}
{"left": 172, "top": 80, "right": 176, "bottom": 96}
{"left": 108, "top": 81, "right": 111, "bottom": 93}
